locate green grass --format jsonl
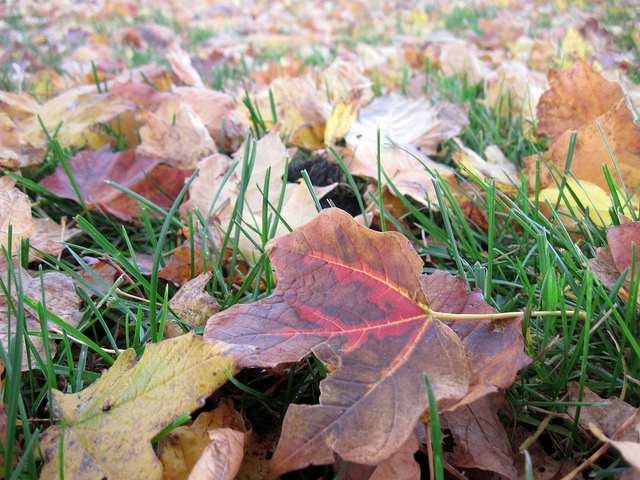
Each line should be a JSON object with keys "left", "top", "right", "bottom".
{"left": 1, "top": 1, "right": 639, "bottom": 478}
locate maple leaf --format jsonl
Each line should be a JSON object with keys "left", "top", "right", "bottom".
{"left": 39, "top": 333, "right": 237, "bottom": 480}
{"left": 204, "top": 208, "right": 529, "bottom": 473}
{"left": 536, "top": 58, "right": 624, "bottom": 138}
{"left": 524, "top": 98, "right": 640, "bottom": 192}
{"left": 40, "top": 146, "right": 192, "bottom": 221}
{"left": 440, "top": 393, "right": 517, "bottom": 479}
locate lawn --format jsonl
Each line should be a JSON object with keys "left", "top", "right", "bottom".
{"left": 1, "top": 0, "right": 639, "bottom": 478}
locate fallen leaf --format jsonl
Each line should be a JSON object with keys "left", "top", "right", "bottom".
{"left": 435, "top": 38, "right": 489, "bottom": 86}
{"left": 0, "top": 260, "right": 82, "bottom": 371}
{"left": 0, "top": 113, "right": 39, "bottom": 168}
{"left": 345, "top": 134, "right": 455, "bottom": 208}
{"left": 510, "top": 426, "right": 576, "bottom": 480}
{"left": 452, "top": 139, "right": 521, "bottom": 191}
{"left": 537, "top": 179, "right": 620, "bottom": 227}
{"left": 0, "top": 188, "right": 33, "bottom": 256}
{"left": 164, "top": 273, "right": 220, "bottom": 339}
{"left": 158, "top": 398, "right": 247, "bottom": 480}
{"left": 137, "top": 102, "right": 217, "bottom": 169}
{"left": 334, "top": 432, "right": 420, "bottom": 480}
{"left": 40, "top": 146, "right": 192, "bottom": 221}
{"left": 440, "top": 393, "right": 517, "bottom": 479}
{"left": 589, "top": 222, "right": 640, "bottom": 309}
{"left": 567, "top": 382, "right": 639, "bottom": 442}
{"left": 236, "top": 430, "right": 280, "bottom": 480}
{"left": 29, "top": 217, "right": 81, "bottom": 259}
{"left": 39, "top": 333, "right": 237, "bottom": 480}
{"left": 188, "top": 428, "right": 249, "bottom": 480}
{"left": 524, "top": 98, "right": 640, "bottom": 192}
{"left": 44, "top": 91, "right": 135, "bottom": 150}
{"left": 484, "top": 60, "right": 548, "bottom": 130}
{"left": 348, "top": 95, "right": 470, "bottom": 156}
{"left": 167, "top": 39, "right": 205, "bottom": 88}
{"left": 536, "top": 58, "right": 625, "bottom": 138}
{"left": 179, "top": 131, "right": 329, "bottom": 257}
{"left": 421, "top": 270, "right": 531, "bottom": 408}
{"left": 204, "top": 208, "right": 529, "bottom": 473}
{"left": 590, "top": 423, "right": 640, "bottom": 476}
{"left": 159, "top": 216, "right": 227, "bottom": 287}
{"left": 324, "top": 87, "right": 363, "bottom": 145}
{"left": 321, "top": 58, "right": 373, "bottom": 103}
{"left": 607, "top": 221, "right": 640, "bottom": 282}
{"left": 172, "top": 87, "right": 245, "bottom": 152}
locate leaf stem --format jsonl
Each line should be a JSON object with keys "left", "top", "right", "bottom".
{"left": 430, "top": 310, "right": 587, "bottom": 321}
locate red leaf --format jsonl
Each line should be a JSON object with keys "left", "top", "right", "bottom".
{"left": 204, "top": 208, "right": 529, "bottom": 473}
{"left": 40, "top": 146, "right": 192, "bottom": 221}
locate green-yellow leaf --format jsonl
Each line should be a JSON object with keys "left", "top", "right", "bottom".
{"left": 39, "top": 332, "right": 236, "bottom": 480}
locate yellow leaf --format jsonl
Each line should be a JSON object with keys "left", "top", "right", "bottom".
{"left": 537, "top": 179, "right": 638, "bottom": 227}
{"left": 39, "top": 333, "right": 237, "bottom": 480}
{"left": 324, "top": 87, "right": 362, "bottom": 145}
{"left": 562, "top": 26, "right": 590, "bottom": 59}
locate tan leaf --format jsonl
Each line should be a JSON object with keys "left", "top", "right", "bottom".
{"left": 536, "top": 58, "right": 625, "bottom": 138}
{"left": 440, "top": 393, "right": 517, "bottom": 479}
{"left": 137, "top": 102, "right": 217, "bottom": 169}
{"left": 164, "top": 273, "right": 220, "bottom": 339}
{"left": 567, "top": 382, "right": 638, "bottom": 442}
{"left": 524, "top": 98, "right": 640, "bottom": 192}
{"left": 348, "top": 95, "right": 469, "bottom": 156}
{"left": 159, "top": 398, "right": 246, "bottom": 480}
{"left": 29, "top": 218, "right": 81, "bottom": 259}
{"left": 172, "top": 87, "right": 245, "bottom": 152}
{"left": 167, "top": 40, "right": 205, "bottom": 88}
{"left": 188, "top": 428, "right": 249, "bottom": 480}
{"left": 0, "top": 188, "right": 33, "bottom": 256}
{"left": 0, "top": 260, "right": 82, "bottom": 371}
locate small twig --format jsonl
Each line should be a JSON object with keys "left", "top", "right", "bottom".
{"left": 49, "top": 327, "right": 116, "bottom": 354}
{"left": 532, "top": 335, "right": 561, "bottom": 364}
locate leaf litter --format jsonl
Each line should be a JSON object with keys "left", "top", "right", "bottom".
{"left": 1, "top": 0, "right": 640, "bottom": 478}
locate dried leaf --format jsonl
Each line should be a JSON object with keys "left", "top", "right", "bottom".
{"left": 29, "top": 217, "right": 81, "bottom": 259}
{"left": 334, "top": 432, "right": 420, "bottom": 480}
{"left": 567, "top": 382, "right": 639, "bottom": 442}
{"left": 348, "top": 95, "right": 469, "bottom": 155}
{"left": 167, "top": 40, "right": 205, "bottom": 88}
{"left": 188, "top": 428, "right": 248, "bottom": 480}
{"left": 137, "top": 102, "right": 217, "bottom": 169}
{"left": 590, "top": 423, "right": 640, "bottom": 475}
{"left": 440, "top": 393, "right": 517, "bottom": 479}
{"left": 324, "top": 87, "right": 364, "bottom": 145}
{"left": 40, "top": 146, "right": 192, "bottom": 221}
{"left": 536, "top": 58, "right": 625, "bottom": 138}
{"left": 0, "top": 260, "right": 82, "bottom": 371}
{"left": 524, "top": 98, "right": 640, "bottom": 192}
{"left": 164, "top": 273, "right": 220, "bottom": 339}
{"left": 39, "top": 333, "right": 237, "bottom": 480}
{"left": 0, "top": 188, "right": 33, "bottom": 256}
{"left": 205, "top": 208, "right": 529, "bottom": 473}
{"left": 159, "top": 398, "right": 246, "bottom": 480}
